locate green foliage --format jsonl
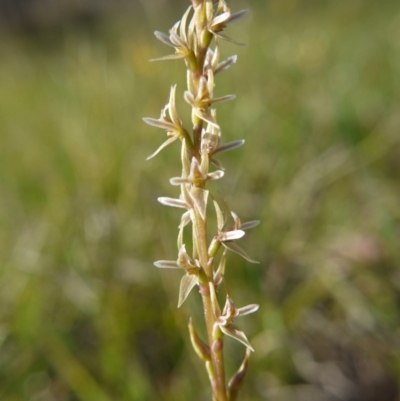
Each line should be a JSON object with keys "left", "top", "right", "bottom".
{"left": 0, "top": 1, "right": 399, "bottom": 400}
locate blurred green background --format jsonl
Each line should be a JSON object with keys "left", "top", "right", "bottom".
{"left": 1, "top": 0, "right": 400, "bottom": 400}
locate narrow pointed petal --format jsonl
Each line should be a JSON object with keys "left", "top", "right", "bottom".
{"left": 210, "top": 11, "right": 231, "bottom": 27}
{"left": 214, "top": 32, "right": 246, "bottom": 46}
{"left": 209, "top": 94, "right": 236, "bottom": 104}
{"left": 170, "top": 176, "right": 191, "bottom": 185}
{"left": 207, "top": 170, "right": 224, "bottom": 181}
{"left": 221, "top": 229, "right": 245, "bottom": 241}
{"left": 226, "top": 9, "right": 249, "bottom": 25}
{"left": 149, "top": 53, "right": 187, "bottom": 62}
{"left": 180, "top": 6, "right": 192, "bottom": 43}
{"left": 169, "top": 30, "right": 187, "bottom": 48}
{"left": 188, "top": 318, "right": 211, "bottom": 361}
{"left": 222, "top": 242, "right": 259, "bottom": 263}
{"left": 219, "top": 324, "right": 254, "bottom": 351}
{"left": 228, "top": 348, "right": 251, "bottom": 401}
{"left": 178, "top": 274, "right": 198, "bottom": 307}
{"left": 210, "top": 157, "right": 224, "bottom": 170}
{"left": 154, "top": 30, "right": 174, "bottom": 47}
{"left": 146, "top": 136, "right": 178, "bottom": 160}
{"left": 231, "top": 211, "right": 241, "bottom": 230}
{"left": 158, "top": 197, "right": 187, "bottom": 208}
{"left": 236, "top": 304, "right": 259, "bottom": 317}
{"left": 214, "top": 139, "right": 245, "bottom": 155}
{"left": 240, "top": 220, "right": 260, "bottom": 231}
{"left": 215, "top": 55, "right": 237, "bottom": 74}
{"left": 143, "top": 117, "right": 175, "bottom": 131}
{"left": 154, "top": 260, "right": 181, "bottom": 269}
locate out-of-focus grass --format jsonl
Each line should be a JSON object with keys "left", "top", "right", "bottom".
{"left": 0, "top": 1, "right": 400, "bottom": 400}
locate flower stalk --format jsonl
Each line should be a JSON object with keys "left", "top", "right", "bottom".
{"left": 144, "top": 1, "right": 259, "bottom": 399}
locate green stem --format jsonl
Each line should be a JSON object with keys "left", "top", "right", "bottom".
{"left": 200, "top": 285, "right": 228, "bottom": 401}
{"left": 190, "top": 2, "right": 228, "bottom": 400}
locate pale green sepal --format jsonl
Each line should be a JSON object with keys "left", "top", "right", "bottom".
{"left": 205, "top": 0, "right": 213, "bottom": 21}
{"left": 222, "top": 242, "right": 259, "bottom": 264}
{"left": 231, "top": 211, "right": 241, "bottom": 229}
{"left": 210, "top": 157, "right": 224, "bottom": 170}
{"left": 226, "top": 9, "right": 249, "bottom": 25}
{"left": 208, "top": 170, "right": 224, "bottom": 181}
{"left": 158, "top": 197, "right": 187, "bottom": 208}
{"left": 180, "top": 6, "right": 192, "bottom": 43}
{"left": 169, "top": 29, "right": 187, "bottom": 48}
{"left": 178, "top": 211, "right": 190, "bottom": 249}
{"left": 207, "top": 68, "right": 215, "bottom": 95}
{"left": 142, "top": 117, "right": 175, "bottom": 131}
{"left": 209, "top": 94, "right": 236, "bottom": 104}
{"left": 154, "top": 30, "right": 174, "bottom": 47}
{"left": 194, "top": 109, "right": 220, "bottom": 128}
{"left": 209, "top": 282, "right": 221, "bottom": 318}
{"left": 213, "top": 200, "right": 225, "bottom": 232}
{"left": 211, "top": 45, "right": 220, "bottom": 70}
{"left": 236, "top": 303, "right": 259, "bottom": 317}
{"left": 214, "top": 250, "right": 227, "bottom": 287}
{"left": 210, "top": 11, "right": 231, "bottom": 27}
{"left": 146, "top": 136, "right": 178, "bottom": 160}
{"left": 150, "top": 53, "right": 187, "bottom": 62}
{"left": 214, "top": 139, "right": 245, "bottom": 155}
{"left": 168, "top": 85, "right": 180, "bottom": 126}
{"left": 181, "top": 182, "right": 194, "bottom": 209}
{"left": 227, "top": 348, "right": 251, "bottom": 401}
{"left": 190, "top": 187, "right": 209, "bottom": 221}
{"left": 188, "top": 318, "right": 211, "bottom": 361}
{"left": 215, "top": 55, "right": 237, "bottom": 75}
{"left": 214, "top": 32, "right": 246, "bottom": 46}
{"left": 170, "top": 176, "right": 191, "bottom": 185}
{"left": 240, "top": 220, "right": 260, "bottom": 231}
{"left": 220, "top": 230, "right": 245, "bottom": 241}
{"left": 179, "top": 211, "right": 191, "bottom": 228}
{"left": 219, "top": 324, "right": 254, "bottom": 352}
{"left": 200, "top": 147, "right": 209, "bottom": 175}
{"left": 181, "top": 139, "right": 191, "bottom": 176}
{"left": 183, "top": 90, "right": 195, "bottom": 106}
{"left": 178, "top": 274, "right": 198, "bottom": 307}
{"left": 154, "top": 260, "right": 181, "bottom": 269}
